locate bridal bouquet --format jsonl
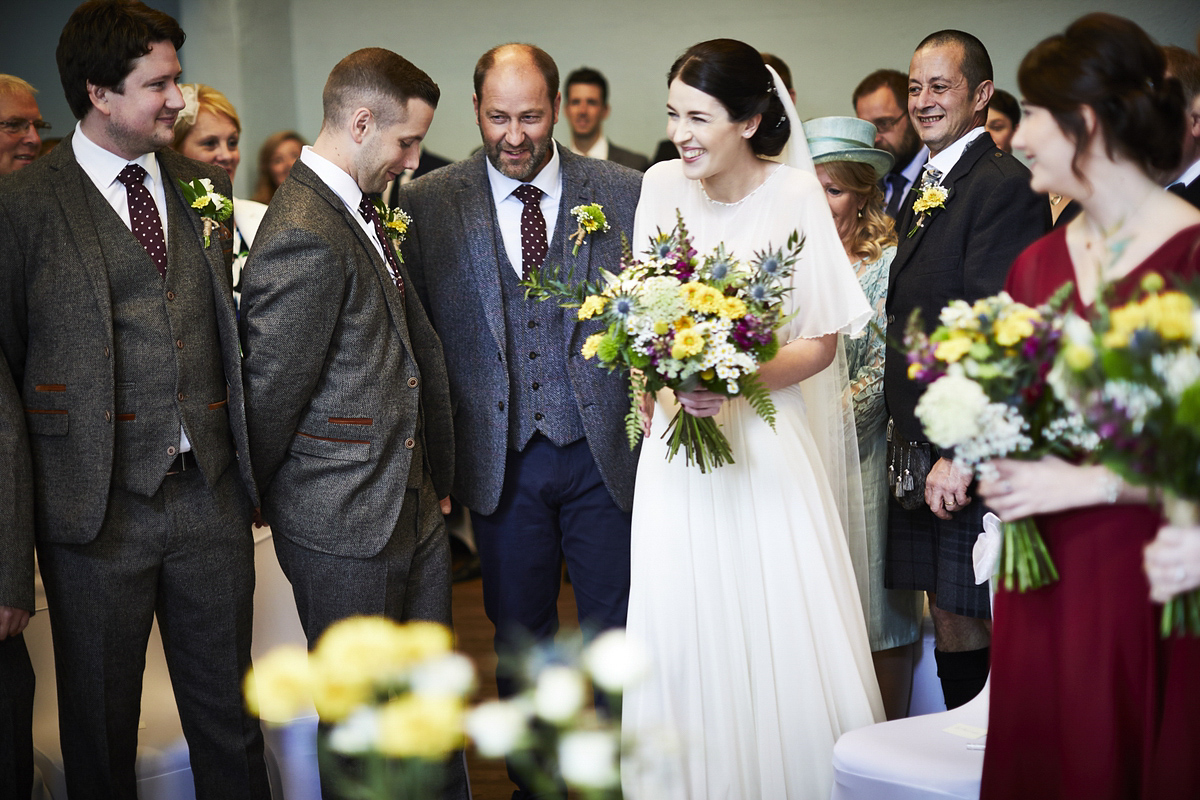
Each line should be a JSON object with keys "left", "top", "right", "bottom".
{"left": 524, "top": 210, "right": 800, "bottom": 472}
{"left": 905, "top": 286, "right": 1096, "bottom": 591}
{"left": 465, "top": 629, "right": 649, "bottom": 799}
{"left": 1050, "top": 274, "right": 1200, "bottom": 634}
{"left": 245, "top": 617, "right": 475, "bottom": 799}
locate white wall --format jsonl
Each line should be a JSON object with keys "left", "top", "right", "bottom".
{"left": 3, "top": 1, "right": 1198, "bottom": 197}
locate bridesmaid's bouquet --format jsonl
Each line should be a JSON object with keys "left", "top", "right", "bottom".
{"left": 524, "top": 210, "right": 801, "bottom": 473}
{"left": 1050, "top": 274, "right": 1200, "bottom": 635}
{"left": 904, "top": 286, "right": 1096, "bottom": 591}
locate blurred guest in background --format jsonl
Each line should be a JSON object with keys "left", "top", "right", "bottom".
{"left": 0, "top": 75, "right": 48, "bottom": 175}
{"left": 564, "top": 67, "right": 649, "bottom": 171}
{"left": 853, "top": 68, "right": 928, "bottom": 219}
{"left": 1163, "top": 45, "right": 1200, "bottom": 207}
{"left": 172, "top": 83, "right": 266, "bottom": 308}
{"left": 807, "top": 115, "right": 923, "bottom": 721}
{"left": 251, "top": 129, "right": 304, "bottom": 204}
{"left": 986, "top": 88, "right": 1020, "bottom": 153}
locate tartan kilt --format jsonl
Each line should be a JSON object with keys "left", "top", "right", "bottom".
{"left": 884, "top": 490, "right": 992, "bottom": 620}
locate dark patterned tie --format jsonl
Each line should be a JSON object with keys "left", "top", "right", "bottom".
{"left": 885, "top": 172, "right": 908, "bottom": 219}
{"left": 512, "top": 183, "right": 547, "bottom": 278}
{"left": 358, "top": 193, "right": 405, "bottom": 299}
{"left": 116, "top": 163, "right": 167, "bottom": 278}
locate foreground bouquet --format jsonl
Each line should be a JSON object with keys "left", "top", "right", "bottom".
{"left": 1051, "top": 274, "right": 1200, "bottom": 635}
{"left": 245, "top": 617, "right": 475, "bottom": 799}
{"left": 466, "top": 629, "right": 649, "bottom": 799}
{"left": 524, "top": 210, "right": 800, "bottom": 472}
{"left": 905, "top": 286, "right": 1096, "bottom": 591}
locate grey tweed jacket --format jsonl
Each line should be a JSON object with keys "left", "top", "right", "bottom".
{"left": 0, "top": 355, "right": 33, "bottom": 613}
{"left": 240, "top": 159, "right": 454, "bottom": 558}
{"left": 396, "top": 148, "right": 641, "bottom": 514}
{"left": 0, "top": 136, "right": 256, "bottom": 543}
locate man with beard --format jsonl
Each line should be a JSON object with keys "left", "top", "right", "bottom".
{"left": 396, "top": 43, "right": 640, "bottom": 798}
{"left": 564, "top": 67, "right": 649, "bottom": 171}
{"left": 0, "top": 2, "right": 268, "bottom": 796}
{"left": 854, "top": 68, "right": 928, "bottom": 219}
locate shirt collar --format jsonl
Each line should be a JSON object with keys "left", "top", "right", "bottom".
{"left": 925, "top": 127, "right": 988, "bottom": 180}
{"left": 299, "top": 145, "right": 369, "bottom": 214}
{"left": 73, "top": 120, "right": 162, "bottom": 190}
{"left": 899, "top": 145, "right": 928, "bottom": 184}
{"left": 569, "top": 136, "right": 608, "bottom": 161}
{"left": 1173, "top": 158, "right": 1200, "bottom": 190}
{"left": 486, "top": 139, "right": 562, "bottom": 208}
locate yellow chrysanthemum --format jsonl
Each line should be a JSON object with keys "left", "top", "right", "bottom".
{"left": 693, "top": 286, "right": 725, "bottom": 315}
{"left": 671, "top": 328, "right": 705, "bottom": 360}
{"left": 581, "top": 333, "right": 605, "bottom": 360}
{"left": 994, "top": 307, "right": 1040, "bottom": 346}
{"left": 934, "top": 336, "right": 973, "bottom": 363}
{"left": 376, "top": 694, "right": 465, "bottom": 759}
{"left": 1155, "top": 291, "right": 1194, "bottom": 340}
{"left": 244, "top": 645, "right": 312, "bottom": 723}
{"left": 577, "top": 295, "right": 607, "bottom": 321}
{"left": 675, "top": 315, "right": 694, "bottom": 330}
{"left": 720, "top": 297, "right": 747, "bottom": 320}
{"left": 912, "top": 185, "right": 948, "bottom": 215}
{"left": 191, "top": 196, "right": 210, "bottom": 210}
{"left": 680, "top": 282, "right": 707, "bottom": 310}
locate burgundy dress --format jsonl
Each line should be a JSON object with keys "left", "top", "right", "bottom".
{"left": 981, "top": 224, "right": 1200, "bottom": 799}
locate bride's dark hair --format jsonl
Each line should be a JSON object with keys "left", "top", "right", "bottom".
{"left": 668, "top": 39, "right": 790, "bottom": 157}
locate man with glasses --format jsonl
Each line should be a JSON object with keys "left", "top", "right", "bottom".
{"left": 853, "top": 68, "right": 927, "bottom": 219}
{"left": 0, "top": 75, "right": 48, "bottom": 176}
{"left": 0, "top": 72, "right": 42, "bottom": 800}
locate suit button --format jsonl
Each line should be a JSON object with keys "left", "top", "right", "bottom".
{"left": 407, "top": 377, "right": 419, "bottom": 388}
{"left": 527, "top": 320, "right": 537, "bottom": 329}
{"left": 887, "top": 314, "right": 896, "bottom": 325}
{"left": 104, "top": 410, "right": 111, "bottom": 422}
{"left": 167, "top": 446, "right": 177, "bottom": 456}
{"left": 528, "top": 351, "right": 537, "bottom": 359}
{"left": 177, "top": 392, "right": 186, "bottom": 402}
{"left": 176, "top": 339, "right": 184, "bottom": 349}
{"left": 532, "top": 381, "right": 540, "bottom": 390}
{"left": 103, "top": 346, "right": 110, "bottom": 357}
{"left": 534, "top": 412, "right": 544, "bottom": 421}
{"left": 404, "top": 437, "right": 416, "bottom": 449}
{"left": 166, "top": 291, "right": 176, "bottom": 301}
{"left": 497, "top": 401, "right": 504, "bottom": 411}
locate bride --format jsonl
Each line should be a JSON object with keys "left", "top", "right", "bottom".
{"left": 621, "top": 39, "right": 885, "bottom": 799}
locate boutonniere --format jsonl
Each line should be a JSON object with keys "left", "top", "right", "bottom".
{"left": 375, "top": 199, "right": 412, "bottom": 263}
{"left": 568, "top": 203, "right": 610, "bottom": 256}
{"left": 178, "top": 178, "right": 233, "bottom": 247}
{"left": 907, "top": 183, "right": 949, "bottom": 238}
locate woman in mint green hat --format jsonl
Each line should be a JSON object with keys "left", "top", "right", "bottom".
{"left": 807, "top": 116, "right": 924, "bottom": 721}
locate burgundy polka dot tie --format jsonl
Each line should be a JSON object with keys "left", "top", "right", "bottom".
{"left": 512, "top": 183, "right": 547, "bottom": 278}
{"left": 116, "top": 163, "right": 167, "bottom": 279}
{"left": 358, "top": 194, "right": 405, "bottom": 299}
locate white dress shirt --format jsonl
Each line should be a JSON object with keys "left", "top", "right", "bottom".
{"left": 299, "top": 146, "right": 394, "bottom": 274}
{"left": 1171, "top": 158, "right": 1200, "bottom": 191}
{"left": 569, "top": 136, "right": 609, "bottom": 161}
{"left": 925, "top": 127, "right": 989, "bottom": 180}
{"left": 485, "top": 141, "right": 562, "bottom": 276}
{"left": 73, "top": 122, "right": 191, "bottom": 452}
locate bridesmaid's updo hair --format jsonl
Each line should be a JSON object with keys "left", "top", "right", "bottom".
{"left": 668, "top": 39, "right": 790, "bottom": 157}
{"left": 1018, "top": 13, "right": 1184, "bottom": 179}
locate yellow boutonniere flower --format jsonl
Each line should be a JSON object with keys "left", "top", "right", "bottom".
{"left": 577, "top": 295, "right": 608, "bottom": 320}
{"left": 907, "top": 184, "right": 949, "bottom": 238}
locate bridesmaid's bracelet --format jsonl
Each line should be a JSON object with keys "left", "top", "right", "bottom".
{"left": 1101, "top": 471, "right": 1123, "bottom": 504}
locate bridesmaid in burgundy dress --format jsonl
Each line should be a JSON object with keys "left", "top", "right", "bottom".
{"left": 974, "top": 13, "right": 1200, "bottom": 799}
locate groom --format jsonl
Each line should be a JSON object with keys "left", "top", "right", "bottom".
{"left": 397, "top": 39, "right": 639, "bottom": 742}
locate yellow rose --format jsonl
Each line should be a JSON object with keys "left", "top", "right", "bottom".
{"left": 1063, "top": 342, "right": 1095, "bottom": 371}
{"left": 577, "top": 295, "right": 607, "bottom": 321}
{"left": 581, "top": 333, "right": 605, "bottom": 360}
{"left": 934, "top": 336, "right": 972, "bottom": 363}
{"left": 244, "top": 645, "right": 312, "bottom": 723}
{"left": 377, "top": 694, "right": 465, "bottom": 759}
{"left": 720, "top": 297, "right": 747, "bottom": 319}
{"left": 671, "top": 328, "right": 704, "bottom": 360}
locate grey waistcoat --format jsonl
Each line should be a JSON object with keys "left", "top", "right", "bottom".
{"left": 495, "top": 225, "right": 585, "bottom": 451}
{"left": 87, "top": 180, "right": 233, "bottom": 496}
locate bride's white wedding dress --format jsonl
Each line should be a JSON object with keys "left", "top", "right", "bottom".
{"left": 621, "top": 159, "right": 885, "bottom": 800}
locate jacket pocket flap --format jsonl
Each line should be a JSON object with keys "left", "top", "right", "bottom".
{"left": 291, "top": 431, "right": 371, "bottom": 462}
{"left": 25, "top": 409, "right": 69, "bottom": 436}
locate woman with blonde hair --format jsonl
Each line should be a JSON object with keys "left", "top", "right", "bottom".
{"left": 807, "top": 116, "right": 924, "bottom": 721}
{"left": 251, "top": 129, "right": 305, "bottom": 204}
{"left": 171, "top": 83, "right": 266, "bottom": 309}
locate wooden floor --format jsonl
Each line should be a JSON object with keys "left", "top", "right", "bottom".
{"left": 452, "top": 571, "right": 578, "bottom": 800}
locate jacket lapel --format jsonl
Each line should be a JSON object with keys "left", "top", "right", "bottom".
{"left": 458, "top": 156, "right": 508, "bottom": 355}
{"left": 50, "top": 136, "right": 115, "bottom": 338}
{"left": 557, "top": 151, "right": 594, "bottom": 354}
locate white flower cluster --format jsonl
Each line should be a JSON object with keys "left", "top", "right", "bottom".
{"left": 1152, "top": 350, "right": 1200, "bottom": 401}
{"left": 915, "top": 370, "right": 990, "bottom": 447}
{"left": 952, "top": 402, "right": 1033, "bottom": 469}
{"left": 1043, "top": 412, "right": 1101, "bottom": 453}
{"left": 1102, "top": 379, "right": 1163, "bottom": 433}
{"left": 938, "top": 298, "right": 982, "bottom": 331}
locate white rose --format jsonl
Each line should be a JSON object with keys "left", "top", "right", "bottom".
{"left": 533, "top": 665, "right": 587, "bottom": 724}
{"left": 583, "top": 629, "right": 648, "bottom": 693}
{"left": 409, "top": 653, "right": 476, "bottom": 698}
{"left": 465, "top": 700, "right": 529, "bottom": 757}
{"left": 327, "top": 707, "right": 378, "bottom": 754}
{"left": 558, "top": 730, "right": 620, "bottom": 789}
{"left": 915, "top": 373, "right": 988, "bottom": 447}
